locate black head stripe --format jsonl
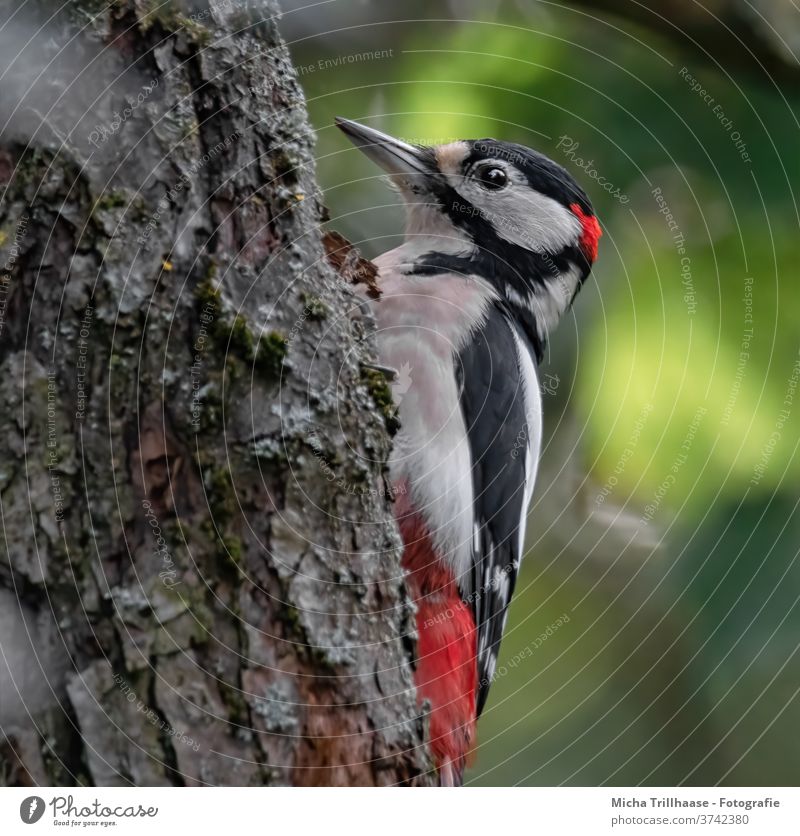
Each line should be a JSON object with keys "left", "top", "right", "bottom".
{"left": 411, "top": 238, "right": 585, "bottom": 363}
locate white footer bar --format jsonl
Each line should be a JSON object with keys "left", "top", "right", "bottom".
{"left": 3, "top": 787, "right": 796, "bottom": 835}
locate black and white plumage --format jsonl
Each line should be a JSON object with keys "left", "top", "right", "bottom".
{"left": 336, "top": 117, "right": 600, "bottom": 781}
{"left": 457, "top": 303, "right": 540, "bottom": 715}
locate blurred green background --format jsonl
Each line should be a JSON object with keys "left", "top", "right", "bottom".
{"left": 284, "top": 1, "right": 800, "bottom": 785}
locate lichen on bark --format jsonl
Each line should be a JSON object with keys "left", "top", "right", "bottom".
{"left": 0, "top": 0, "right": 431, "bottom": 787}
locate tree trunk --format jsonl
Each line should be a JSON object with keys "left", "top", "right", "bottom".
{"left": 0, "top": 0, "right": 430, "bottom": 787}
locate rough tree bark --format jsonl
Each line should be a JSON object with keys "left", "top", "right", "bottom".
{"left": 0, "top": 0, "right": 431, "bottom": 786}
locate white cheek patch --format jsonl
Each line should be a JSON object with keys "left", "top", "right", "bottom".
{"left": 447, "top": 161, "right": 581, "bottom": 254}
{"left": 489, "top": 187, "right": 581, "bottom": 253}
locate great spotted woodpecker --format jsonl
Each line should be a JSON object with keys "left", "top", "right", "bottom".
{"left": 336, "top": 117, "right": 601, "bottom": 785}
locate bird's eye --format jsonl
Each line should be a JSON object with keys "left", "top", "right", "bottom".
{"left": 475, "top": 166, "right": 508, "bottom": 190}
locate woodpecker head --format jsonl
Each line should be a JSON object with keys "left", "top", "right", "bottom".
{"left": 336, "top": 117, "right": 601, "bottom": 359}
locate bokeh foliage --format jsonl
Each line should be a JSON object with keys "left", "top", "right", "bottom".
{"left": 288, "top": 2, "right": 800, "bottom": 785}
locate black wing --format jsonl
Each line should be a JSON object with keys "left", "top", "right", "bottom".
{"left": 455, "top": 303, "right": 535, "bottom": 717}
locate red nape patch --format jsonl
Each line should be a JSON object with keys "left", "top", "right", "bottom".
{"left": 570, "top": 203, "right": 602, "bottom": 262}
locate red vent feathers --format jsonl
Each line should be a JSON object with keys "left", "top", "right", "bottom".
{"left": 570, "top": 203, "right": 602, "bottom": 263}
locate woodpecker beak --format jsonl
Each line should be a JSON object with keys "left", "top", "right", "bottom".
{"left": 335, "top": 117, "right": 434, "bottom": 190}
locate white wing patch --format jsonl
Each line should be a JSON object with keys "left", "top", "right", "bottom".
{"left": 511, "top": 325, "right": 543, "bottom": 561}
